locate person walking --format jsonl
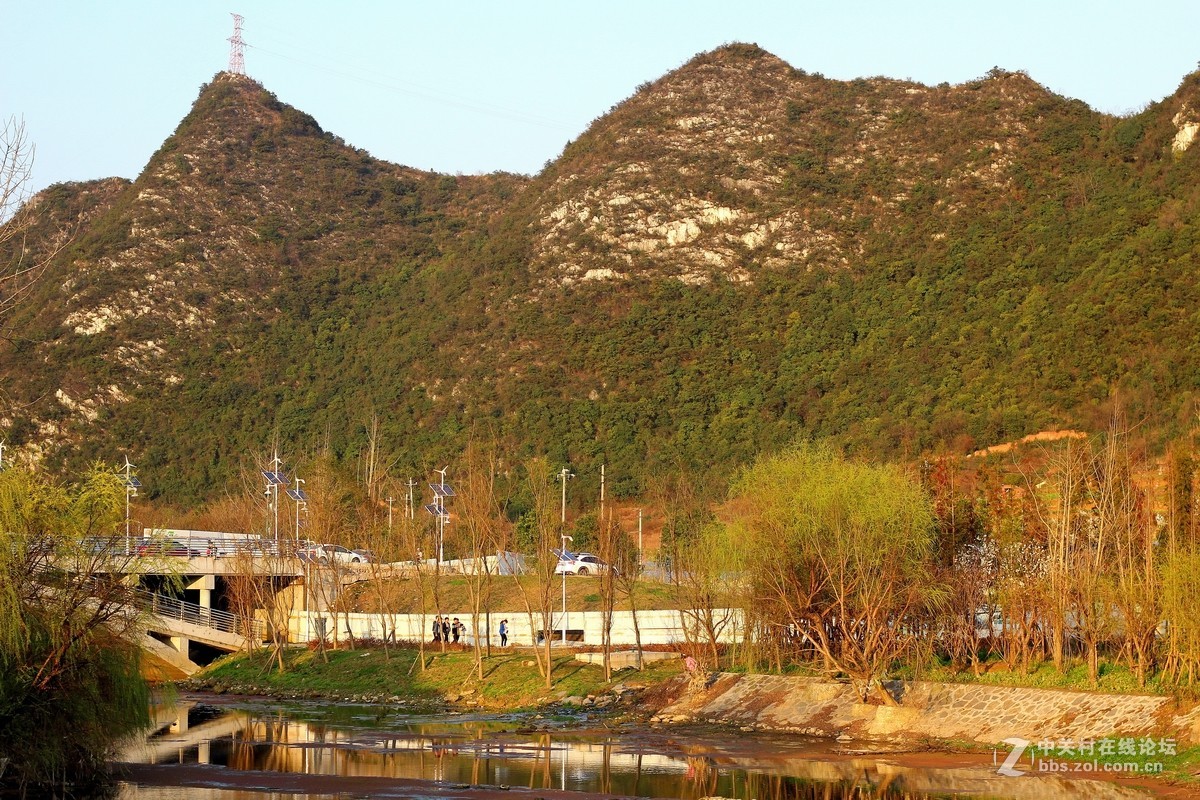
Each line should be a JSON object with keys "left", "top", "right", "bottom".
{"left": 451, "top": 617, "right": 462, "bottom": 644}
{"left": 499, "top": 619, "right": 508, "bottom": 647}
{"left": 432, "top": 615, "right": 442, "bottom": 643}
{"left": 442, "top": 616, "right": 451, "bottom": 643}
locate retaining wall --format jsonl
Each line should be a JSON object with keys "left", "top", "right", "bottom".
{"left": 656, "top": 673, "right": 1200, "bottom": 745}
{"left": 288, "top": 608, "right": 743, "bottom": 647}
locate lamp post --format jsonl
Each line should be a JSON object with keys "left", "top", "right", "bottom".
{"left": 271, "top": 452, "right": 283, "bottom": 543}
{"left": 561, "top": 533, "right": 573, "bottom": 645}
{"left": 425, "top": 468, "right": 454, "bottom": 563}
{"left": 261, "top": 452, "right": 290, "bottom": 545}
{"left": 119, "top": 456, "right": 141, "bottom": 555}
{"left": 288, "top": 478, "right": 307, "bottom": 542}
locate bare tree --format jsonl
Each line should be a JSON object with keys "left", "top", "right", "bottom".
{"left": 458, "top": 436, "right": 503, "bottom": 680}
{"left": 396, "top": 506, "right": 434, "bottom": 673}
{"left": 597, "top": 511, "right": 619, "bottom": 680}
{"left": 612, "top": 529, "right": 645, "bottom": 669}
{"left": 510, "top": 458, "right": 560, "bottom": 688}
{"left": 0, "top": 117, "right": 65, "bottom": 326}
{"left": 1096, "top": 421, "right": 1159, "bottom": 687}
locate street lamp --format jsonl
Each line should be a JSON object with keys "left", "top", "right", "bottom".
{"left": 261, "top": 451, "right": 290, "bottom": 544}
{"left": 286, "top": 478, "right": 307, "bottom": 542}
{"left": 561, "top": 533, "right": 573, "bottom": 645}
{"left": 119, "top": 456, "right": 141, "bottom": 555}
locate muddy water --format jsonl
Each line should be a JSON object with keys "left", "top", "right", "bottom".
{"left": 114, "top": 694, "right": 1163, "bottom": 799}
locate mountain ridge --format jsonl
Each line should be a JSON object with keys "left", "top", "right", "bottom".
{"left": 3, "top": 44, "right": 1200, "bottom": 504}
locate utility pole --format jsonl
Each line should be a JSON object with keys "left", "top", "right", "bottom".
{"left": 561, "top": 533, "right": 573, "bottom": 645}
{"left": 387, "top": 495, "right": 394, "bottom": 534}
{"left": 600, "top": 463, "right": 605, "bottom": 521}
{"left": 638, "top": 508, "right": 643, "bottom": 562}
{"left": 406, "top": 478, "right": 417, "bottom": 519}
{"left": 558, "top": 467, "right": 574, "bottom": 524}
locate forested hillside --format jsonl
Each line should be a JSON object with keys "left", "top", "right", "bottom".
{"left": 2, "top": 44, "right": 1199, "bottom": 505}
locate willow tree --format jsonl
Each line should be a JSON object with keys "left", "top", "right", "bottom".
{"left": 727, "top": 442, "right": 941, "bottom": 704}
{"left": 0, "top": 466, "right": 151, "bottom": 793}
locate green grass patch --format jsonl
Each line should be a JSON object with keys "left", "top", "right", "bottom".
{"left": 896, "top": 658, "right": 1172, "bottom": 696}
{"left": 196, "top": 645, "right": 683, "bottom": 709}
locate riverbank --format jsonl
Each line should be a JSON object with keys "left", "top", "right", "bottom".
{"left": 185, "top": 645, "right": 682, "bottom": 710}
{"left": 183, "top": 646, "right": 1200, "bottom": 792}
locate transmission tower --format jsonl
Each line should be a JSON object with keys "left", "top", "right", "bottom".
{"left": 228, "top": 13, "right": 245, "bottom": 75}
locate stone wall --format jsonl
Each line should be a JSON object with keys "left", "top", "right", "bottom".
{"left": 655, "top": 673, "right": 1200, "bottom": 745}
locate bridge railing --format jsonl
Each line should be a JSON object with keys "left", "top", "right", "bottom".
{"left": 137, "top": 589, "right": 264, "bottom": 642}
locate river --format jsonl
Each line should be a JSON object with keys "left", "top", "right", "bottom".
{"left": 113, "top": 694, "right": 1168, "bottom": 799}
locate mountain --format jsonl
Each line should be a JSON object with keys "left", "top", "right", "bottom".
{"left": 3, "top": 45, "right": 1200, "bottom": 505}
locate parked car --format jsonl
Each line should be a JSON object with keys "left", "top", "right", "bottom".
{"left": 307, "top": 544, "right": 368, "bottom": 565}
{"left": 555, "top": 552, "right": 610, "bottom": 575}
{"left": 352, "top": 548, "right": 376, "bottom": 564}
{"left": 135, "top": 538, "right": 202, "bottom": 558}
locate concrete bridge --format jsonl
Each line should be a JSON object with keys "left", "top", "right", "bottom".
{"left": 114, "top": 529, "right": 386, "bottom": 677}
{"left": 138, "top": 590, "right": 265, "bottom": 679}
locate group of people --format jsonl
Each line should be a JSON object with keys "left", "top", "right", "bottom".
{"left": 431, "top": 615, "right": 465, "bottom": 644}
{"left": 430, "top": 616, "right": 510, "bottom": 647}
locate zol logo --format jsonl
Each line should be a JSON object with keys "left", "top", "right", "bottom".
{"left": 998, "top": 737, "right": 1030, "bottom": 777}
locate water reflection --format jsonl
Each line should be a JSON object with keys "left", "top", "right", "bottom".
{"left": 120, "top": 698, "right": 1156, "bottom": 800}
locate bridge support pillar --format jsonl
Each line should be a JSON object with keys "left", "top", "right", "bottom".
{"left": 169, "top": 635, "right": 189, "bottom": 660}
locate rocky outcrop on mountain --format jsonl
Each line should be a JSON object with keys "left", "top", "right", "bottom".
{"left": 525, "top": 45, "right": 1078, "bottom": 286}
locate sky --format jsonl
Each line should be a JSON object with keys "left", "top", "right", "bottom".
{"left": 4, "top": 1, "right": 1200, "bottom": 198}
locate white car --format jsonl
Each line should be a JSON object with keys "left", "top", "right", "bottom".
{"left": 309, "top": 544, "right": 367, "bottom": 565}
{"left": 555, "top": 552, "right": 610, "bottom": 575}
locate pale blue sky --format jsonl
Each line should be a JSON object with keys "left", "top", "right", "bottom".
{"left": 4, "top": 1, "right": 1199, "bottom": 196}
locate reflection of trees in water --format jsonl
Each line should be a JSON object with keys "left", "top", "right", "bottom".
{"left": 742, "top": 771, "right": 925, "bottom": 800}
{"left": 199, "top": 707, "right": 954, "bottom": 799}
